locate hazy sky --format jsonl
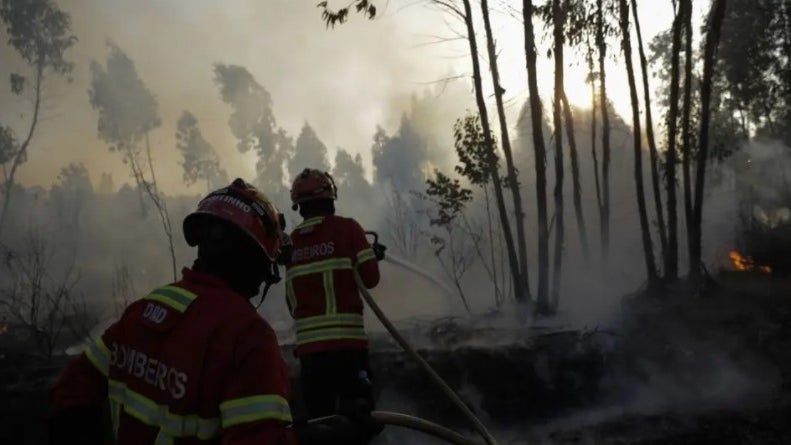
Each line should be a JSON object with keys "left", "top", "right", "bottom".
{"left": 0, "top": 0, "right": 705, "bottom": 195}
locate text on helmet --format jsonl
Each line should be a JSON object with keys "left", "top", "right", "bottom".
{"left": 203, "top": 194, "right": 251, "bottom": 213}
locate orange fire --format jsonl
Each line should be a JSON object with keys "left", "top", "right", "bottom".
{"left": 729, "top": 251, "right": 772, "bottom": 274}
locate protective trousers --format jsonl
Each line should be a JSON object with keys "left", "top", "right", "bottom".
{"left": 298, "top": 349, "right": 374, "bottom": 419}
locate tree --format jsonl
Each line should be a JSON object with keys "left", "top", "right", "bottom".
{"left": 444, "top": 0, "right": 526, "bottom": 302}
{"left": 290, "top": 122, "right": 331, "bottom": 178}
{"left": 690, "top": 0, "right": 728, "bottom": 281}
{"left": 454, "top": 113, "right": 507, "bottom": 305}
{"left": 0, "top": 230, "right": 84, "bottom": 361}
{"left": 663, "top": 0, "right": 691, "bottom": 281}
{"left": 479, "top": 0, "right": 531, "bottom": 299}
{"left": 631, "top": 0, "right": 668, "bottom": 267}
{"left": 333, "top": 148, "right": 374, "bottom": 217}
{"left": 213, "top": 64, "right": 292, "bottom": 198}
{"left": 524, "top": 0, "right": 551, "bottom": 311}
{"left": 680, "top": 0, "right": 695, "bottom": 270}
{"left": 333, "top": 149, "right": 368, "bottom": 190}
{"left": 717, "top": 0, "right": 790, "bottom": 142}
{"left": 176, "top": 110, "right": 226, "bottom": 192}
{"left": 0, "top": 0, "right": 76, "bottom": 238}
{"left": 49, "top": 162, "right": 93, "bottom": 230}
{"left": 97, "top": 172, "right": 116, "bottom": 194}
{"left": 423, "top": 170, "right": 475, "bottom": 312}
{"left": 585, "top": 36, "right": 604, "bottom": 242}
{"left": 372, "top": 116, "right": 428, "bottom": 192}
{"left": 550, "top": 0, "right": 567, "bottom": 309}
{"left": 619, "top": 0, "right": 657, "bottom": 284}
{"left": 89, "top": 42, "right": 177, "bottom": 280}
{"left": 371, "top": 127, "right": 422, "bottom": 258}
{"left": 595, "top": 0, "right": 613, "bottom": 259}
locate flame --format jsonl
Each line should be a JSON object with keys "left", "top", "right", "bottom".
{"left": 729, "top": 251, "right": 772, "bottom": 274}
{"left": 0, "top": 321, "right": 8, "bottom": 336}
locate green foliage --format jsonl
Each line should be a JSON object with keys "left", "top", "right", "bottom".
{"left": 0, "top": 0, "right": 76, "bottom": 76}
{"left": 89, "top": 42, "right": 161, "bottom": 152}
{"left": 213, "top": 64, "right": 290, "bottom": 194}
{"left": 176, "top": 111, "right": 225, "bottom": 189}
{"left": 372, "top": 116, "right": 428, "bottom": 191}
{"left": 717, "top": 0, "right": 791, "bottom": 142}
{"left": 425, "top": 170, "right": 472, "bottom": 227}
{"left": 453, "top": 113, "right": 495, "bottom": 187}
{"left": 56, "top": 163, "right": 93, "bottom": 194}
{"left": 290, "top": 122, "right": 330, "bottom": 178}
{"left": 333, "top": 149, "right": 367, "bottom": 188}
{"left": 317, "top": 0, "right": 376, "bottom": 28}
{"left": 212, "top": 64, "right": 275, "bottom": 155}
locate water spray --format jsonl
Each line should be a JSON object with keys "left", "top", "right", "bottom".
{"left": 383, "top": 253, "right": 459, "bottom": 299}
{"left": 356, "top": 231, "right": 500, "bottom": 445}
{"left": 364, "top": 231, "right": 457, "bottom": 298}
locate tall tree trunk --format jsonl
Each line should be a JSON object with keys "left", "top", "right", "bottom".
{"left": 460, "top": 0, "right": 524, "bottom": 301}
{"left": 691, "top": 0, "right": 728, "bottom": 281}
{"left": 144, "top": 132, "right": 177, "bottom": 281}
{"left": 665, "top": 0, "right": 688, "bottom": 281}
{"left": 596, "top": 0, "right": 612, "bottom": 260}
{"left": 631, "top": 0, "right": 668, "bottom": 263}
{"left": 551, "top": 0, "right": 566, "bottom": 310}
{"left": 620, "top": 0, "right": 658, "bottom": 284}
{"left": 480, "top": 0, "right": 531, "bottom": 300}
{"left": 586, "top": 39, "right": 603, "bottom": 222}
{"left": 681, "top": 0, "right": 694, "bottom": 267}
{"left": 562, "top": 94, "right": 589, "bottom": 265}
{"left": 523, "top": 0, "right": 550, "bottom": 312}
{"left": 0, "top": 63, "right": 43, "bottom": 239}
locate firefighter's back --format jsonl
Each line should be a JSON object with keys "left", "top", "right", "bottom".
{"left": 286, "top": 214, "right": 379, "bottom": 357}
{"left": 105, "top": 271, "right": 283, "bottom": 444}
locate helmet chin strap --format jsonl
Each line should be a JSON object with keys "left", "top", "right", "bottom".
{"left": 255, "top": 261, "right": 282, "bottom": 309}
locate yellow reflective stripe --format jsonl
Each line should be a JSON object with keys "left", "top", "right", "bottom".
{"left": 145, "top": 285, "right": 197, "bottom": 313}
{"left": 322, "top": 270, "right": 337, "bottom": 314}
{"left": 286, "top": 281, "right": 297, "bottom": 316}
{"left": 220, "top": 395, "right": 292, "bottom": 428}
{"left": 107, "top": 379, "right": 220, "bottom": 439}
{"left": 296, "top": 327, "right": 368, "bottom": 345}
{"left": 84, "top": 336, "right": 110, "bottom": 377}
{"left": 285, "top": 258, "right": 352, "bottom": 281}
{"left": 296, "top": 216, "right": 324, "bottom": 229}
{"left": 357, "top": 247, "right": 376, "bottom": 264}
{"left": 295, "top": 313, "right": 364, "bottom": 331}
{"left": 109, "top": 399, "right": 121, "bottom": 439}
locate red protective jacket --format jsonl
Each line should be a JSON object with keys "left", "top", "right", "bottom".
{"left": 286, "top": 215, "right": 380, "bottom": 356}
{"left": 51, "top": 268, "right": 298, "bottom": 445}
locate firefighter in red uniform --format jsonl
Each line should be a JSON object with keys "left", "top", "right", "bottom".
{"left": 49, "top": 178, "right": 359, "bottom": 445}
{"left": 286, "top": 168, "right": 386, "bottom": 440}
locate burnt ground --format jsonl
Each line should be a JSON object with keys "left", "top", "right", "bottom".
{"left": 3, "top": 271, "right": 791, "bottom": 444}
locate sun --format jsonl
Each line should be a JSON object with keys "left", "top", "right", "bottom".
{"left": 563, "top": 66, "right": 595, "bottom": 109}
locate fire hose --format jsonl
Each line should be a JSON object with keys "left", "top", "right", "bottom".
{"left": 354, "top": 231, "right": 499, "bottom": 445}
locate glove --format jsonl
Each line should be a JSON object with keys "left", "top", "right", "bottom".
{"left": 372, "top": 243, "right": 386, "bottom": 261}
{"left": 294, "top": 414, "right": 360, "bottom": 445}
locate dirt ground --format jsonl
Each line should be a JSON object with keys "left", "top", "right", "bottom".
{"left": 2, "top": 271, "right": 791, "bottom": 444}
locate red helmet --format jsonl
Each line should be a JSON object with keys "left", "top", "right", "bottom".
{"left": 184, "top": 178, "right": 285, "bottom": 262}
{"left": 290, "top": 168, "right": 337, "bottom": 210}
